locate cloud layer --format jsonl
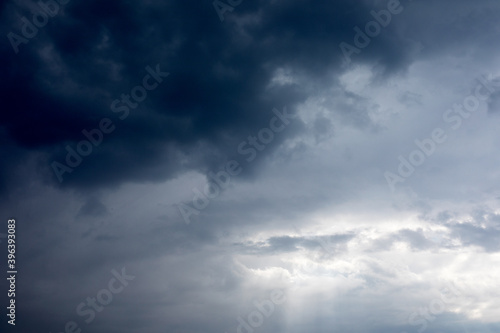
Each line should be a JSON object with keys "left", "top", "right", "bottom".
{"left": 1, "top": 0, "right": 500, "bottom": 332}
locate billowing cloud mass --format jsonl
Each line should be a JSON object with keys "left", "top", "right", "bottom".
{"left": 1, "top": 0, "right": 500, "bottom": 332}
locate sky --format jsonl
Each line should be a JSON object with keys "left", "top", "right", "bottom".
{"left": 1, "top": 0, "right": 500, "bottom": 332}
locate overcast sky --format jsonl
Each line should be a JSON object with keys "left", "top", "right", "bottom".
{"left": 1, "top": 0, "right": 500, "bottom": 332}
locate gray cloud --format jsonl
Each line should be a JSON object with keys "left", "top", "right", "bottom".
{"left": 2, "top": 0, "right": 500, "bottom": 332}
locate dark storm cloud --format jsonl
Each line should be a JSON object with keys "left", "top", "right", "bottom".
{"left": 3, "top": 1, "right": 500, "bottom": 331}
{"left": 1, "top": 0, "right": 499, "bottom": 199}
{"left": 0, "top": 0, "right": 443, "bottom": 197}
